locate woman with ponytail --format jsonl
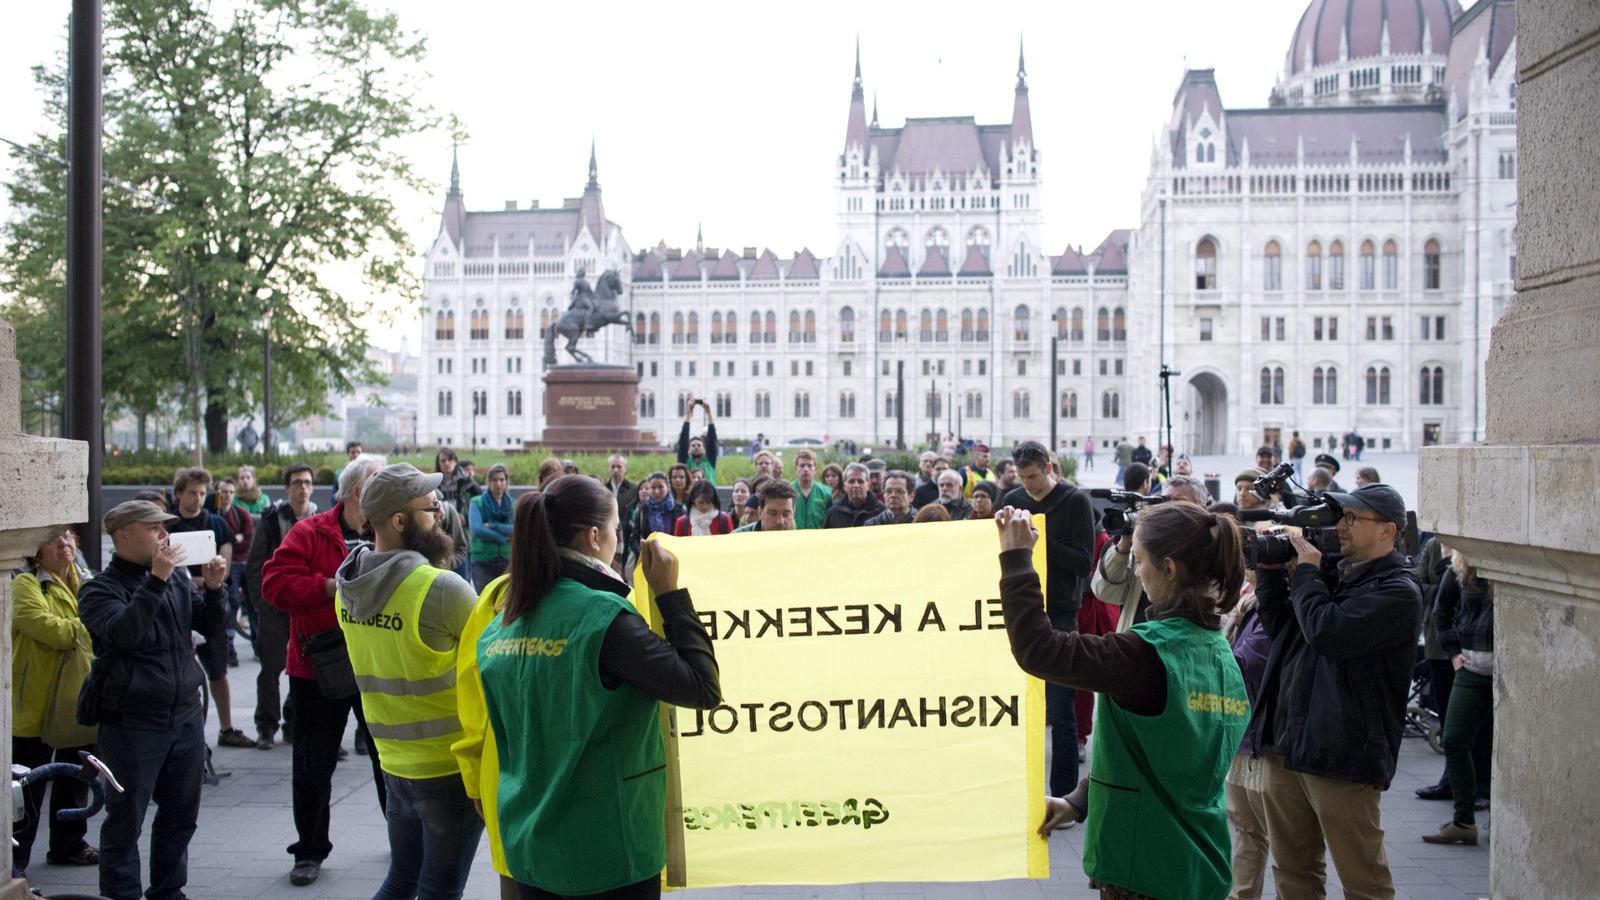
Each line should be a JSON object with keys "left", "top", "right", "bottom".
{"left": 476, "top": 476, "right": 721, "bottom": 899}
{"left": 995, "top": 501, "right": 1251, "bottom": 900}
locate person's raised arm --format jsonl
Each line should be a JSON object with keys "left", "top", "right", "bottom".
{"left": 79, "top": 542, "right": 186, "bottom": 650}
{"left": 703, "top": 414, "right": 719, "bottom": 467}
{"left": 598, "top": 541, "right": 720, "bottom": 708}
{"left": 676, "top": 416, "right": 692, "bottom": 464}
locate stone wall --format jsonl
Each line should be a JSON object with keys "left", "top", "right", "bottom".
{"left": 1418, "top": 4, "right": 1600, "bottom": 897}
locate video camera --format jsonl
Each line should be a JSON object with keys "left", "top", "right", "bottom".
{"left": 1238, "top": 463, "right": 1420, "bottom": 571}
{"left": 1088, "top": 488, "right": 1168, "bottom": 538}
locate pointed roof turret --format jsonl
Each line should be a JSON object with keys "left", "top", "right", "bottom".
{"left": 1011, "top": 36, "right": 1034, "bottom": 149}
{"left": 586, "top": 137, "right": 598, "bottom": 189}
{"left": 579, "top": 140, "right": 605, "bottom": 245}
{"left": 844, "top": 38, "right": 868, "bottom": 154}
{"left": 871, "top": 92, "right": 879, "bottom": 128}
{"left": 441, "top": 144, "right": 465, "bottom": 245}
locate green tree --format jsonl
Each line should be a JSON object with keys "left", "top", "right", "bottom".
{"left": 1, "top": 0, "right": 439, "bottom": 453}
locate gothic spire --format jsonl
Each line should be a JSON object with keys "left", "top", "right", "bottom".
{"left": 871, "top": 92, "right": 879, "bottom": 128}
{"left": 448, "top": 143, "right": 461, "bottom": 196}
{"left": 1017, "top": 35, "right": 1027, "bottom": 89}
{"left": 844, "top": 38, "right": 868, "bottom": 152}
{"left": 587, "top": 137, "right": 598, "bottom": 189}
{"left": 1011, "top": 36, "right": 1034, "bottom": 149}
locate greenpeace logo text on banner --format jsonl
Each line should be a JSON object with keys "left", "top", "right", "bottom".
{"left": 482, "top": 635, "right": 568, "bottom": 658}
{"left": 683, "top": 798, "right": 890, "bottom": 832}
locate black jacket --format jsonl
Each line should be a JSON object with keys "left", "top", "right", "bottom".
{"left": 863, "top": 508, "right": 915, "bottom": 526}
{"left": 911, "top": 481, "right": 940, "bottom": 510}
{"left": 1248, "top": 553, "right": 1422, "bottom": 788}
{"left": 77, "top": 555, "right": 227, "bottom": 730}
{"left": 1130, "top": 446, "right": 1153, "bottom": 465}
{"left": 1434, "top": 566, "right": 1494, "bottom": 656}
{"left": 1001, "top": 482, "right": 1096, "bottom": 617}
{"left": 439, "top": 469, "right": 481, "bottom": 515}
{"left": 824, "top": 495, "right": 886, "bottom": 528}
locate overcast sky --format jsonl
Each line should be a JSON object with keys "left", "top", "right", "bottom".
{"left": 0, "top": 0, "right": 1309, "bottom": 353}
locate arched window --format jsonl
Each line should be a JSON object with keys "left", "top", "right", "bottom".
{"left": 965, "top": 391, "right": 984, "bottom": 418}
{"left": 884, "top": 227, "right": 909, "bottom": 249}
{"left": 919, "top": 309, "right": 933, "bottom": 342}
{"left": 1060, "top": 391, "right": 1078, "bottom": 418}
{"left": 839, "top": 306, "right": 855, "bottom": 344}
{"left": 1263, "top": 241, "right": 1282, "bottom": 290}
{"left": 926, "top": 390, "right": 943, "bottom": 420}
{"left": 505, "top": 309, "right": 524, "bottom": 340}
{"left": 435, "top": 311, "right": 451, "bottom": 341}
{"left": 505, "top": 389, "right": 523, "bottom": 416}
{"left": 1013, "top": 390, "right": 1031, "bottom": 419}
{"left": 538, "top": 309, "right": 551, "bottom": 339}
{"left": 793, "top": 391, "right": 810, "bottom": 418}
{"left": 686, "top": 311, "right": 699, "bottom": 344}
{"left": 1053, "top": 307, "right": 1068, "bottom": 338}
{"left": 804, "top": 310, "right": 816, "bottom": 343}
{"left": 1313, "top": 366, "right": 1339, "bottom": 404}
{"left": 639, "top": 392, "right": 654, "bottom": 418}
{"left": 724, "top": 309, "right": 738, "bottom": 343}
{"left": 1306, "top": 241, "right": 1323, "bottom": 290}
{"left": 1420, "top": 366, "right": 1446, "bottom": 405}
{"left": 754, "top": 392, "right": 772, "bottom": 418}
{"left": 634, "top": 312, "right": 646, "bottom": 344}
{"left": 935, "top": 308, "right": 948, "bottom": 342}
{"left": 1382, "top": 240, "right": 1399, "bottom": 289}
{"left": 672, "top": 312, "right": 684, "bottom": 345}
{"left": 1329, "top": 240, "right": 1345, "bottom": 290}
{"left": 1101, "top": 390, "right": 1121, "bottom": 418}
{"left": 1366, "top": 366, "right": 1392, "bottom": 404}
{"left": 1424, "top": 239, "right": 1442, "bottom": 290}
{"left": 1013, "top": 305, "right": 1031, "bottom": 342}
{"left": 1071, "top": 307, "right": 1085, "bottom": 341}
{"left": 885, "top": 392, "right": 898, "bottom": 418}
{"left": 976, "top": 308, "right": 990, "bottom": 341}
{"left": 789, "top": 310, "right": 802, "bottom": 343}
{"left": 960, "top": 308, "right": 974, "bottom": 342}
{"left": 1113, "top": 307, "right": 1127, "bottom": 341}
{"left": 1259, "top": 366, "right": 1285, "bottom": 405}
{"left": 437, "top": 390, "right": 452, "bottom": 416}
{"left": 895, "top": 309, "right": 909, "bottom": 341}
{"left": 925, "top": 226, "right": 949, "bottom": 249}
{"left": 750, "top": 311, "right": 762, "bottom": 343}
{"left": 879, "top": 309, "right": 892, "bottom": 343}
{"left": 1359, "top": 240, "right": 1376, "bottom": 290}
{"left": 710, "top": 311, "right": 723, "bottom": 344}
{"left": 1195, "top": 237, "right": 1218, "bottom": 290}
{"left": 1096, "top": 307, "right": 1111, "bottom": 342}
{"left": 764, "top": 310, "right": 777, "bottom": 343}
{"left": 838, "top": 392, "right": 856, "bottom": 418}
{"left": 648, "top": 312, "right": 661, "bottom": 345}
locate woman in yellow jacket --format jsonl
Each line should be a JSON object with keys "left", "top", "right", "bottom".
{"left": 10, "top": 529, "right": 99, "bottom": 872}
{"left": 452, "top": 574, "right": 514, "bottom": 900}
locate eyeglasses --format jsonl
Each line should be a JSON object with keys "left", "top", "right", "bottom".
{"left": 1339, "top": 512, "right": 1385, "bottom": 526}
{"left": 288, "top": 479, "right": 314, "bottom": 487}
{"left": 412, "top": 505, "right": 443, "bottom": 516}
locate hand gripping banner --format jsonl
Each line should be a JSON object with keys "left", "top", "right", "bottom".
{"left": 633, "top": 516, "right": 1049, "bottom": 888}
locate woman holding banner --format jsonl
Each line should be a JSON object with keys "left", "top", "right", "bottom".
{"left": 477, "top": 475, "right": 722, "bottom": 900}
{"left": 995, "top": 503, "right": 1250, "bottom": 900}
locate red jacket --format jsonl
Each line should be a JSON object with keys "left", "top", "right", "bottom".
{"left": 672, "top": 512, "right": 733, "bottom": 536}
{"left": 262, "top": 503, "right": 355, "bottom": 679}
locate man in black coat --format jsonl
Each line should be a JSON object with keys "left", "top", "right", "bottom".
{"left": 77, "top": 501, "right": 230, "bottom": 900}
{"left": 1247, "top": 484, "right": 1421, "bottom": 899}
{"left": 823, "top": 463, "right": 886, "bottom": 528}
{"left": 244, "top": 463, "right": 318, "bottom": 749}
{"left": 999, "top": 441, "right": 1096, "bottom": 800}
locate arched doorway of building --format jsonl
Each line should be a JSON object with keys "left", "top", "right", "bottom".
{"left": 1183, "top": 372, "right": 1229, "bottom": 455}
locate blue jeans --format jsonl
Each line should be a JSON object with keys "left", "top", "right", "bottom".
{"left": 96, "top": 708, "right": 206, "bottom": 900}
{"left": 470, "top": 557, "right": 509, "bottom": 593}
{"left": 372, "top": 772, "right": 484, "bottom": 900}
{"left": 1045, "top": 610, "right": 1080, "bottom": 797}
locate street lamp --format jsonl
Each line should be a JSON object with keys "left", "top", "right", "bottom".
{"left": 1049, "top": 313, "right": 1059, "bottom": 455}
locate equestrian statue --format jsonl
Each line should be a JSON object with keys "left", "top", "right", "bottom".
{"left": 542, "top": 267, "right": 632, "bottom": 368}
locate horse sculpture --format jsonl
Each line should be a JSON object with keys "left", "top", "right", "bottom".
{"left": 542, "top": 268, "right": 632, "bottom": 368}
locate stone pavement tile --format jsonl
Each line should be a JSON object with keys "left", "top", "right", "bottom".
{"left": 1388, "top": 865, "right": 1448, "bottom": 886}
{"left": 1400, "top": 884, "right": 1491, "bottom": 900}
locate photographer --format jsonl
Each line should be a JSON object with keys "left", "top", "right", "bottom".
{"left": 1247, "top": 483, "right": 1422, "bottom": 898}
{"left": 1096, "top": 464, "right": 1213, "bottom": 632}
{"left": 676, "top": 398, "right": 719, "bottom": 483}
{"left": 996, "top": 503, "right": 1249, "bottom": 900}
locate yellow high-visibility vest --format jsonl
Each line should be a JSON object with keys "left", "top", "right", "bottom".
{"left": 336, "top": 564, "right": 462, "bottom": 780}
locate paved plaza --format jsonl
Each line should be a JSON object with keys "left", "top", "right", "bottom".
{"left": 26, "top": 604, "right": 1484, "bottom": 900}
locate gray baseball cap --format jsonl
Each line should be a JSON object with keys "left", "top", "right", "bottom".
{"left": 1326, "top": 484, "right": 1407, "bottom": 529}
{"left": 104, "top": 500, "right": 178, "bottom": 534}
{"left": 360, "top": 463, "right": 444, "bottom": 525}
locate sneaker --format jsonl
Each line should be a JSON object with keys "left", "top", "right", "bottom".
{"left": 1422, "top": 821, "right": 1479, "bottom": 845}
{"left": 289, "top": 859, "right": 321, "bottom": 886}
{"left": 1415, "top": 783, "right": 1452, "bottom": 801}
{"left": 255, "top": 733, "right": 276, "bottom": 750}
{"left": 354, "top": 740, "right": 368, "bottom": 756}
{"left": 336, "top": 746, "right": 348, "bottom": 761}
{"left": 218, "top": 728, "right": 255, "bottom": 748}
{"left": 45, "top": 844, "right": 99, "bottom": 866}
{"left": 228, "top": 648, "right": 240, "bottom": 667}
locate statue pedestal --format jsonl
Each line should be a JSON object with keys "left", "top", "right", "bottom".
{"left": 537, "top": 365, "right": 658, "bottom": 451}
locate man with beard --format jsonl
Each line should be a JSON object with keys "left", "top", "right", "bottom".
{"left": 823, "top": 463, "right": 886, "bottom": 528}
{"left": 262, "top": 454, "right": 389, "bottom": 886}
{"left": 936, "top": 468, "right": 973, "bottom": 520}
{"left": 335, "top": 464, "right": 481, "bottom": 897}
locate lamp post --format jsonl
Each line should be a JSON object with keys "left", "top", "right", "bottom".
{"left": 262, "top": 300, "right": 273, "bottom": 459}
{"left": 1049, "top": 313, "right": 1059, "bottom": 455}
{"left": 65, "top": 0, "right": 103, "bottom": 566}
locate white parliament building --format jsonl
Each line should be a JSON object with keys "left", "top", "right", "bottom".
{"left": 419, "top": 0, "right": 1517, "bottom": 456}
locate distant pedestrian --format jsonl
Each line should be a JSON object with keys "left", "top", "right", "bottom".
{"left": 469, "top": 464, "right": 514, "bottom": 591}
{"left": 1082, "top": 437, "right": 1095, "bottom": 471}
{"left": 1288, "top": 431, "right": 1307, "bottom": 479}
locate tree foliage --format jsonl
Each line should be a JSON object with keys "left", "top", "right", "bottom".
{"left": 1, "top": 0, "right": 439, "bottom": 452}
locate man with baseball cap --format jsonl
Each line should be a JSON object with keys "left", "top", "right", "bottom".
{"left": 1245, "top": 483, "right": 1422, "bottom": 897}
{"left": 334, "top": 464, "right": 481, "bottom": 895}
{"left": 77, "top": 501, "right": 229, "bottom": 900}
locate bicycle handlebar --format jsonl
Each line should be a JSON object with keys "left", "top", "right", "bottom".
{"left": 13, "top": 752, "right": 122, "bottom": 823}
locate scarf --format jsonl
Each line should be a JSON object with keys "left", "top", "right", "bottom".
{"left": 689, "top": 507, "right": 718, "bottom": 536}
{"left": 480, "top": 489, "right": 513, "bottom": 526}
{"left": 642, "top": 493, "right": 678, "bottom": 533}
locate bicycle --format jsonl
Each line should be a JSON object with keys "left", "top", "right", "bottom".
{"left": 10, "top": 751, "right": 124, "bottom": 900}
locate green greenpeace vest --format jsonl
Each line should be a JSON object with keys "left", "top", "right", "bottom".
{"left": 478, "top": 576, "right": 664, "bottom": 895}
{"left": 335, "top": 564, "right": 463, "bottom": 780}
{"left": 1084, "top": 616, "right": 1249, "bottom": 900}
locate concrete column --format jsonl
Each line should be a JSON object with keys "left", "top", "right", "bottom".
{"left": 0, "top": 321, "right": 89, "bottom": 893}
{"left": 1417, "top": 6, "right": 1600, "bottom": 898}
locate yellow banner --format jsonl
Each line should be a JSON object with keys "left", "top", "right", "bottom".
{"left": 634, "top": 517, "right": 1050, "bottom": 889}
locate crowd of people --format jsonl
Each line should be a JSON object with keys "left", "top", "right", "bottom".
{"left": 8, "top": 416, "right": 1492, "bottom": 900}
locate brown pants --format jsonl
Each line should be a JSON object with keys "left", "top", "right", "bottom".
{"left": 1260, "top": 754, "right": 1394, "bottom": 900}
{"left": 1226, "top": 760, "right": 1272, "bottom": 899}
